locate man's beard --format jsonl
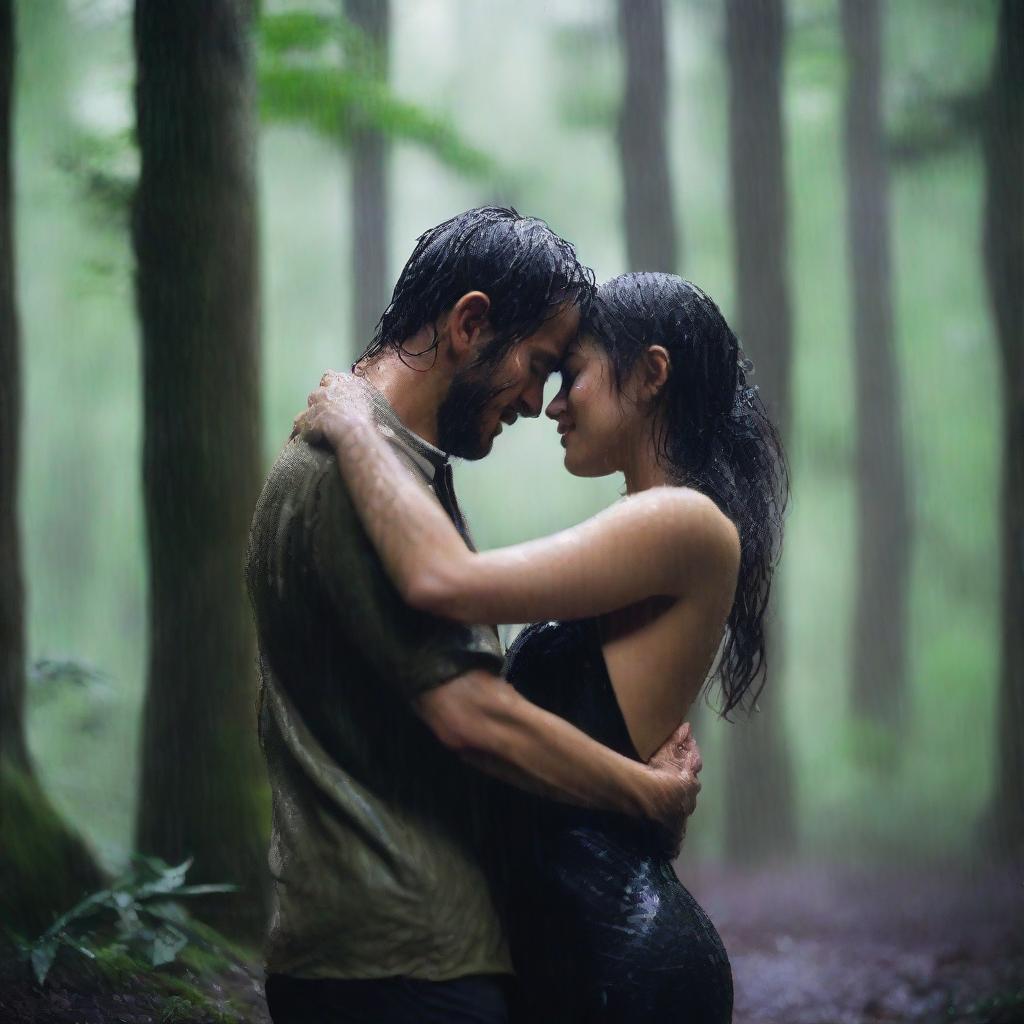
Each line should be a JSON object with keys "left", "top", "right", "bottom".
{"left": 437, "top": 362, "right": 512, "bottom": 460}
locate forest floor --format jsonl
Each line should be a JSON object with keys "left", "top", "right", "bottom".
{"left": 687, "top": 863, "right": 1024, "bottom": 1024}
{"left": 1, "top": 864, "right": 1021, "bottom": 1023}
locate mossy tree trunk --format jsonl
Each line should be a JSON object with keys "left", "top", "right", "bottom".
{"left": 0, "top": 0, "right": 103, "bottom": 941}
{"left": 132, "top": 0, "right": 269, "bottom": 938}
{"left": 345, "top": 0, "right": 390, "bottom": 358}
{"left": 984, "top": 0, "right": 1024, "bottom": 859}
{"left": 841, "top": 0, "right": 912, "bottom": 736}
{"left": 722, "top": 0, "right": 797, "bottom": 862}
{"left": 616, "top": 0, "right": 678, "bottom": 273}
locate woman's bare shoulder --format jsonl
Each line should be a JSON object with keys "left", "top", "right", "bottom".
{"left": 628, "top": 486, "right": 738, "bottom": 544}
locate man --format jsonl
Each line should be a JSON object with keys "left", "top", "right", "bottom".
{"left": 247, "top": 207, "right": 702, "bottom": 1023}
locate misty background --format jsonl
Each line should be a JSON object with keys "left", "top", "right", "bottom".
{"left": 15, "top": 0, "right": 1005, "bottom": 874}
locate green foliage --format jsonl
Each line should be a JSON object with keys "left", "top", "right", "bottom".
{"left": 261, "top": 9, "right": 374, "bottom": 71}
{"left": 259, "top": 9, "right": 493, "bottom": 177}
{"left": 21, "top": 856, "right": 237, "bottom": 986}
{"left": 57, "top": 9, "right": 493, "bottom": 227}
{"left": 260, "top": 10, "right": 336, "bottom": 55}
{"left": 56, "top": 129, "right": 137, "bottom": 224}
{"left": 259, "top": 64, "right": 490, "bottom": 175}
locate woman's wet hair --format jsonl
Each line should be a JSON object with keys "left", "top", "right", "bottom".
{"left": 586, "top": 272, "right": 789, "bottom": 717}
{"left": 358, "top": 206, "right": 595, "bottom": 367}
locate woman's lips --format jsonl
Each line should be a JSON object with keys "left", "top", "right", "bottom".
{"left": 559, "top": 426, "right": 573, "bottom": 446}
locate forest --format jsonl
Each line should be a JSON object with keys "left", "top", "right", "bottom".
{"left": 0, "top": 0, "right": 1021, "bottom": 1021}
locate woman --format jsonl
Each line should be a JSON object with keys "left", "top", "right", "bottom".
{"left": 296, "top": 273, "right": 788, "bottom": 1023}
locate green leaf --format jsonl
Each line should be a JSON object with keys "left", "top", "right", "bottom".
{"left": 23, "top": 857, "right": 240, "bottom": 983}
{"left": 38, "top": 888, "right": 114, "bottom": 942}
{"left": 260, "top": 63, "right": 492, "bottom": 176}
{"left": 144, "top": 901, "right": 190, "bottom": 926}
{"left": 61, "top": 933, "right": 98, "bottom": 963}
{"left": 258, "top": 2, "right": 492, "bottom": 179}
{"left": 168, "top": 883, "right": 240, "bottom": 897}
{"left": 30, "top": 937, "right": 59, "bottom": 986}
{"left": 133, "top": 857, "right": 193, "bottom": 899}
{"left": 131, "top": 853, "right": 177, "bottom": 878}
{"left": 260, "top": 10, "right": 378, "bottom": 71}
{"left": 149, "top": 925, "right": 188, "bottom": 967}
{"left": 260, "top": 63, "right": 362, "bottom": 142}
{"left": 260, "top": 11, "right": 335, "bottom": 54}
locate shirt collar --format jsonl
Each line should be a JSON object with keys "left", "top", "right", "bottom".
{"left": 358, "top": 375, "right": 449, "bottom": 482}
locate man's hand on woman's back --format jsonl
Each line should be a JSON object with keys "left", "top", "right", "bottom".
{"left": 645, "top": 722, "right": 703, "bottom": 859}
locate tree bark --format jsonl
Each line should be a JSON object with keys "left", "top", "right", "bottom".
{"left": 841, "top": 0, "right": 911, "bottom": 734}
{"left": 983, "top": 0, "right": 1024, "bottom": 858}
{"left": 0, "top": 0, "right": 25, "bottom": 779}
{"left": 0, "top": 0, "right": 103, "bottom": 940}
{"left": 722, "top": 0, "right": 797, "bottom": 862}
{"left": 616, "top": 0, "right": 678, "bottom": 273}
{"left": 132, "top": 0, "right": 268, "bottom": 936}
{"left": 345, "top": 0, "right": 390, "bottom": 357}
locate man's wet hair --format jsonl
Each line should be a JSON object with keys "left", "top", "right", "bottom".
{"left": 357, "top": 207, "right": 595, "bottom": 367}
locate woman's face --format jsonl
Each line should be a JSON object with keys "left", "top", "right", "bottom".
{"left": 545, "top": 335, "right": 642, "bottom": 477}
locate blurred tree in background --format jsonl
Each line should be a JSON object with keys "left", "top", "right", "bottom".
{"left": 983, "top": 0, "right": 1023, "bottom": 860}
{"left": 132, "top": 0, "right": 268, "bottom": 937}
{"left": 616, "top": 0, "right": 678, "bottom": 273}
{"left": 345, "top": 0, "right": 391, "bottom": 355}
{"left": 722, "top": 0, "right": 797, "bottom": 862}
{"left": 841, "top": 0, "right": 911, "bottom": 739}
{"left": 0, "top": 0, "right": 104, "bottom": 939}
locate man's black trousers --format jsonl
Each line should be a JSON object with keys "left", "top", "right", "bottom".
{"left": 264, "top": 972, "right": 510, "bottom": 1023}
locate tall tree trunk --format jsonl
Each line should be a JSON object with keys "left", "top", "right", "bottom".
{"left": 984, "top": 0, "right": 1024, "bottom": 858}
{"left": 132, "top": 0, "right": 268, "bottom": 936}
{"left": 345, "top": 0, "right": 390, "bottom": 357}
{"left": 841, "top": 0, "right": 911, "bottom": 734}
{"left": 0, "top": 0, "right": 25, "bottom": 774}
{"left": 0, "top": 0, "right": 103, "bottom": 940}
{"left": 722, "top": 0, "right": 796, "bottom": 862}
{"left": 616, "top": 0, "right": 678, "bottom": 273}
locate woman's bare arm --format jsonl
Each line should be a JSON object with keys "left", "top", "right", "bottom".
{"left": 296, "top": 381, "right": 740, "bottom": 627}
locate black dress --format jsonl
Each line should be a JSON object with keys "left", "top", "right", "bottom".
{"left": 498, "top": 617, "right": 733, "bottom": 1024}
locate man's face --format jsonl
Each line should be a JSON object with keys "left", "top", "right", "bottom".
{"left": 437, "top": 302, "right": 581, "bottom": 460}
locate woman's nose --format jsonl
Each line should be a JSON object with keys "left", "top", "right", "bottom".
{"left": 545, "top": 390, "right": 566, "bottom": 420}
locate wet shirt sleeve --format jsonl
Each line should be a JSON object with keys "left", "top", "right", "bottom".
{"left": 308, "top": 454, "right": 504, "bottom": 701}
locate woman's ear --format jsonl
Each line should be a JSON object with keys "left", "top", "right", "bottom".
{"left": 444, "top": 291, "right": 491, "bottom": 364}
{"left": 640, "top": 344, "right": 671, "bottom": 402}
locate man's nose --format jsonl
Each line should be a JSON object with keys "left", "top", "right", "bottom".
{"left": 518, "top": 380, "right": 545, "bottom": 418}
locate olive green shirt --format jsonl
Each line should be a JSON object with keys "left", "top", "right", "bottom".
{"left": 246, "top": 382, "right": 511, "bottom": 981}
